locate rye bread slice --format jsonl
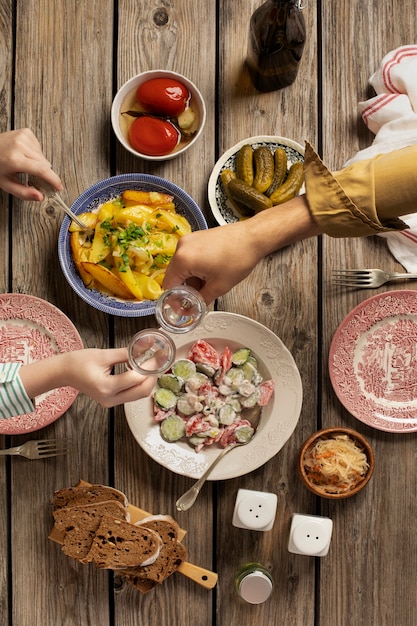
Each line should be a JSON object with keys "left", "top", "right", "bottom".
{"left": 126, "top": 577, "right": 157, "bottom": 594}
{"left": 118, "top": 516, "right": 179, "bottom": 583}
{"left": 53, "top": 485, "right": 128, "bottom": 509}
{"left": 163, "top": 540, "right": 187, "bottom": 579}
{"left": 124, "top": 541, "right": 187, "bottom": 592}
{"left": 86, "top": 516, "right": 162, "bottom": 569}
{"left": 53, "top": 500, "right": 128, "bottom": 563}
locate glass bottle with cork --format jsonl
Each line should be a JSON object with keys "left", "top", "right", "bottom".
{"left": 246, "top": 0, "right": 307, "bottom": 92}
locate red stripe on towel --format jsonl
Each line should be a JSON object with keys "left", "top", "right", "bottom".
{"left": 362, "top": 93, "right": 398, "bottom": 126}
{"left": 382, "top": 46, "right": 417, "bottom": 94}
{"left": 399, "top": 229, "right": 417, "bottom": 244}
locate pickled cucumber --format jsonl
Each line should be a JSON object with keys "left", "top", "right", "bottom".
{"left": 253, "top": 147, "right": 275, "bottom": 193}
{"left": 228, "top": 178, "right": 273, "bottom": 213}
{"left": 269, "top": 161, "right": 304, "bottom": 205}
{"left": 221, "top": 169, "right": 253, "bottom": 217}
{"left": 266, "top": 148, "right": 288, "bottom": 197}
{"left": 220, "top": 168, "right": 236, "bottom": 188}
{"left": 235, "top": 144, "right": 254, "bottom": 186}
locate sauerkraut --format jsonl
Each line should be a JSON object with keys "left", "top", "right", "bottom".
{"left": 303, "top": 434, "right": 369, "bottom": 494}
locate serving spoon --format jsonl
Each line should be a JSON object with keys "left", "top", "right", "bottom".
{"left": 175, "top": 405, "right": 262, "bottom": 512}
{"left": 28, "top": 175, "right": 94, "bottom": 234}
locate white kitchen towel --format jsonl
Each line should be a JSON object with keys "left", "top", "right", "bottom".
{"left": 343, "top": 44, "right": 417, "bottom": 271}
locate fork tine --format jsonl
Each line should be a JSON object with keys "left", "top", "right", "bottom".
{"left": 37, "top": 447, "right": 70, "bottom": 457}
{"left": 332, "top": 270, "right": 371, "bottom": 277}
{"left": 37, "top": 450, "right": 69, "bottom": 458}
{"left": 333, "top": 277, "right": 372, "bottom": 283}
{"left": 35, "top": 439, "right": 70, "bottom": 448}
{"left": 35, "top": 439, "right": 71, "bottom": 457}
{"left": 333, "top": 279, "right": 372, "bottom": 285}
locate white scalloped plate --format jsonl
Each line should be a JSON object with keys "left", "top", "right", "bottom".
{"left": 124, "top": 311, "right": 302, "bottom": 479}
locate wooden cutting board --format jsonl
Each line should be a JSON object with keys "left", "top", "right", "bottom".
{"left": 48, "top": 480, "right": 218, "bottom": 589}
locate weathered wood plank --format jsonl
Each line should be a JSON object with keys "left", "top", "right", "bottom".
{"left": 10, "top": 2, "right": 114, "bottom": 625}
{"left": 216, "top": 1, "right": 319, "bottom": 624}
{"left": 0, "top": 1, "right": 15, "bottom": 622}
{"left": 113, "top": 2, "right": 217, "bottom": 625}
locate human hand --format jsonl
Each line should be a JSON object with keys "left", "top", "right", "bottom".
{"left": 63, "top": 348, "right": 157, "bottom": 407}
{"left": 163, "top": 222, "right": 263, "bottom": 304}
{"left": 19, "top": 347, "right": 156, "bottom": 408}
{"left": 163, "top": 196, "right": 319, "bottom": 304}
{"left": 0, "top": 128, "right": 63, "bottom": 200}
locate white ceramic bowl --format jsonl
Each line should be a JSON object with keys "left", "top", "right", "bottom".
{"left": 58, "top": 173, "right": 208, "bottom": 317}
{"left": 111, "top": 70, "right": 206, "bottom": 161}
{"left": 208, "top": 135, "right": 305, "bottom": 225}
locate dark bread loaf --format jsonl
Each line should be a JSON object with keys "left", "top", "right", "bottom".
{"left": 53, "top": 500, "right": 129, "bottom": 563}
{"left": 86, "top": 516, "right": 162, "bottom": 568}
{"left": 53, "top": 485, "right": 128, "bottom": 509}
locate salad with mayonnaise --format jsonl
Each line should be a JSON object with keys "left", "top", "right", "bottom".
{"left": 153, "top": 339, "right": 274, "bottom": 452}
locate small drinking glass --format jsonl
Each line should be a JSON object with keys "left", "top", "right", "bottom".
{"left": 127, "top": 285, "right": 206, "bottom": 376}
{"left": 155, "top": 284, "right": 206, "bottom": 333}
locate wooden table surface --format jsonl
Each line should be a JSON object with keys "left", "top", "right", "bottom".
{"left": 1, "top": 1, "right": 417, "bottom": 625}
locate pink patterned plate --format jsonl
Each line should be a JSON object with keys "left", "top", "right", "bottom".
{"left": 329, "top": 290, "right": 417, "bottom": 433}
{"left": 0, "top": 294, "right": 83, "bottom": 434}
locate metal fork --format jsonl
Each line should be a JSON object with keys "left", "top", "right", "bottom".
{"left": 332, "top": 269, "right": 417, "bottom": 289}
{"left": 28, "top": 175, "right": 93, "bottom": 234}
{"left": 0, "top": 439, "right": 70, "bottom": 460}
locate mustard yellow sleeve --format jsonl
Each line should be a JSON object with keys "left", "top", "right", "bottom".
{"left": 303, "top": 141, "right": 416, "bottom": 237}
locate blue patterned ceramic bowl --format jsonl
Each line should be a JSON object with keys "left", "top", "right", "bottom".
{"left": 208, "top": 135, "right": 305, "bottom": 226}
{"left": 58, "top": 173, "right": 208, "bottom": 317}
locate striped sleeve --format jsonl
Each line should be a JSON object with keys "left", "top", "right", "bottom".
{"left": 0, "top": 363, "right": 35, "bottom": 419}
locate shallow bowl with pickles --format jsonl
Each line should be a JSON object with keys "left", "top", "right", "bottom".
{"left": 58, "top": 174, "right": 208, "bottom": 317}
{"left": 208, "top": 135, "right": 305, "bottom": 226}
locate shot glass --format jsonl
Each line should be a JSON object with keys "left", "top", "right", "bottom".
{"left": 127, "top": 285, "right": 206, "bottom": 376}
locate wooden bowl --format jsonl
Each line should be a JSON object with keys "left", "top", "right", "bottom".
{"left": 298, "top": 427, "right": 375, "bottom": 499}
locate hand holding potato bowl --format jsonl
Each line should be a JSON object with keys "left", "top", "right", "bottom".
{"left": 69, "top": 189, "right": 192, "bottom": 302}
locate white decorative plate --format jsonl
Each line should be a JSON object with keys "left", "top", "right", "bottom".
{"left": 329, "top": 290, "right": 417, "bottom": 432}
{"left": 0, "top": 294, "right": 83, "bottom": 434}
{"left": 124, "top": 311, "right": 302, "bottom": 479}
{"left": 208, "top": 135, "right": 305, "bottom": 226}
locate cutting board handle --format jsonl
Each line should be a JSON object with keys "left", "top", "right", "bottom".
{"left": 177, "top": 561, "right": 218, "bottom": 588}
